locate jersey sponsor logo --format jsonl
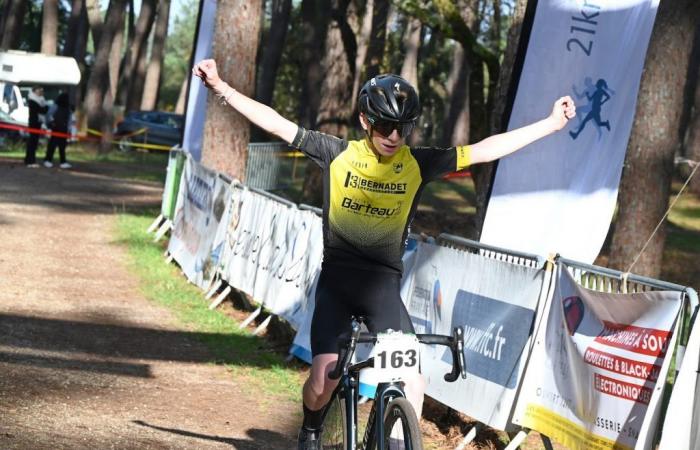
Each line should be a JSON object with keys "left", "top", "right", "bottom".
{"left": 344, "top": 171, "right": 407, "bottom": 194}
{"left": 352, "top": 160, "right": 368, "bottom": 169}
{"left": 341, "top": 197, "right": 401, "bottom": 217}
{"left": 393, "top": 162, "right": 403, "bottom": 173}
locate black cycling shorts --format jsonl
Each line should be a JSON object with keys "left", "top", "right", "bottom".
{"left": 310, "top": 263, "right": 415, "bottom": 357}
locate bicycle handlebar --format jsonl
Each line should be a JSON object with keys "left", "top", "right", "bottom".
{"left": 328, "top": 320, "right": 467, "bottom": 382}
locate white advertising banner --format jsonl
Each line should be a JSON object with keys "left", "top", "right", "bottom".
{"left": 481, "top": 0, "right": 659, "bottom": 263}
{"left": 404, "top": 242, "right": 543, "bottom": 430}
{"left": 218, "top": 190, "right": 323, "bottom": 330}
{"left": 168, "top": 157, "right": 231, "bottom": 288}
{"left": 659, "top": 313, "right": 700, "bottom": 450}
{"left": 513, "top": 266, "right": 682, "bottom": 450}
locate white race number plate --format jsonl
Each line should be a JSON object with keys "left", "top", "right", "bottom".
{"left": 372, "top": 331, "right": 420, "bottom": 382}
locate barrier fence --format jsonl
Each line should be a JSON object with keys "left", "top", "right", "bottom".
{"left": 151, "top": 151, "right": 699, "bottom": 450}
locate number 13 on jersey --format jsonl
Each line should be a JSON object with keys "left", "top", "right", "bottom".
{"left": 373, "top": 332, "right": 420, "bottom": 381}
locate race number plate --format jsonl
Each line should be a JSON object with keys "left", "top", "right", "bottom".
{"left": 372, "top": 331, "right": 420, "bottom": 382}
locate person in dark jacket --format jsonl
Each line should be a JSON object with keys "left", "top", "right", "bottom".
{"left": 25, "top": 86, "right": 48, "bottom": 167}
{"left": 43, "top": 92, "right": 72, "bottom": 169}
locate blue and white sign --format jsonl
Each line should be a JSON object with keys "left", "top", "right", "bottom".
{"left": 405, "top": 242, "right": 545, "bottom": 430}
{"left": 481, "top": 0, "right": 660, "bottom": 263}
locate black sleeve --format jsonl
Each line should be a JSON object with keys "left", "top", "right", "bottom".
{"left": 291, "top": 127, "right": 347, "bottom": 168}
{"left": 410, "top": 146, "right": 453, "bottom": 181}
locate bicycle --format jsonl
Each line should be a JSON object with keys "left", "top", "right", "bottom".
{"left": 318, "top": 317, "right": 467, "bottom": 450}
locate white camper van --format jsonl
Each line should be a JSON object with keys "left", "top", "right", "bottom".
{"left": 0, "top": 50, "right": 81, "bottom": 126}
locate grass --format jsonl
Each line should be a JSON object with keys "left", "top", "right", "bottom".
{"left": 114, "top": 211, "right": 302, "bottom": 403}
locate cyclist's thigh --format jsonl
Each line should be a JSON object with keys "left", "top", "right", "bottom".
{"left": 310, "top": 266, "right": 354, "bottom": 357}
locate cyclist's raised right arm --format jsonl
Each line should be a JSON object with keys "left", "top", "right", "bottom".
{"left": 192, "top": 59, "right": 297, "bottom": 144}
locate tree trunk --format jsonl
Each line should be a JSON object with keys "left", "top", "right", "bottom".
{"left": 201, "top": 0, "right": 263, "bottom": 179}
{"left": 297, "top": 0, "right": 332, "bottom": 129}
{"left": 442, "top": 44, "right": 470, "bottom": 147}
{"left": 255, "top": 0, "right": 292, "bottom": 106}
{"left": 350, "top": 0, "right": 373, "bottom": 113}
{"left": 141, "top": 0, "right": 170, "bottom": 110}
{"left": 174, "top": 74, "right": 188, "bottom": 114}
{"left": 85, "top": 0, "right": 103, "bottom": 45}
{"left": 685, "top": 27, "right": 700, "bottom": 195}
{"left": 109, "top": 9, "right": 125, "bottom": 101}
{"left": 473, "top": 0, "right": 528, "bottom": 239}
{"left": 118, "top": 0, "right": 157, "bottom": 108}
{"left": 400, "top": 16, "right": 421, "bottom": 91}
{"left": 363, "top": 0, "right": 389, "bottom": 80}
{"left": 63, "top": 0, "right": 84, "bottom": 57}
{"left": 0, "top": 0, "right": 27, "bottom": 50}
{"left": 41, "top": 0, "right": 58, "bottom": 54}
{"left": 300, "top": 0, "right": 357, "bottom": 206}
{"left": 84, "top": 0, "right": 127, "bottom": 153}
{"left": 608, "top": 0, "right": 700, "bottom": 278}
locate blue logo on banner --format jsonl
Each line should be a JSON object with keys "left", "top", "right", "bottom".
{"left": 569, "top": 77, "right": 614, "bottom": 140}
{"left": 443, "top": 291, "right": 535, "bottom": 389}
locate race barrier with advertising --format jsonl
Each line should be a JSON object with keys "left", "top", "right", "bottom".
{"left": 167, "top": 155, "right": 232, "bottom": 289}
{"left": 157, "top": 153, "right": 699, "bottom": 450}
{"left": 146, "top": 148, "right": 186, "bottom": 238}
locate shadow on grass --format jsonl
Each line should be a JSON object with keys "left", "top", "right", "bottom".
{"left": 0, "top": 313, "right": 284, "bottom": 378}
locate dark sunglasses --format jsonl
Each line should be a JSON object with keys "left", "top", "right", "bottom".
{"left": 369, "top": 119, "right": 415, "bottom": 138}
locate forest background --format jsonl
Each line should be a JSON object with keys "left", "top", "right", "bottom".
{"left": 0, "top": 0, "right": 699, "bottom": 283}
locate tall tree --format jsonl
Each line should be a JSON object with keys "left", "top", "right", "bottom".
{"left": 41, "top": 0, "right": 58, "bottom": 54}
{"left": 300, "top": 0, "right": 359, "bottom": 205}
{"left": 141, "top": 0, "right": 171, "bottom": 110}
{"left": 609, "top": 0, "right": 700, "bottom": 277}
{"left": 0, "top": 0, "right": 27, "bottom": 50}
{"left": 685, "top": 27, "right": 700, "bottom": 195}
{"left": 201, "top": 0, "right": 264, "bottom": 178}
{"left": 118, "top": 0, "right": 157, "bottom": 108}
{"left": 83, "top": 0, "right": 127, "bottom": 152}
{"left": 399, "top": 16, "right": 421, "bottom": 90}
{"left": 297, "top": 0, "right": 332, "bottom": 129}
{"left": 351, "top": 0, "right": 374, "bottom": 113}
{"left": 256, "top": 0, "right": 292, "bottom": 107}
{"left": 363, "top": 0, "right": 389, "bottom": 80}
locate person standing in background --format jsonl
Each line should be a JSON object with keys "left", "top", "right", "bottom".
{"left": 43, "top": 92, "right": 73, "bottom": 169}
{"left": 25, "top": 86, "right": 48, "bottom": 167}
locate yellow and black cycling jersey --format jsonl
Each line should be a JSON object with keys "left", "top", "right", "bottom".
{"left": 292, "top": 127, "right": 471, "bottom": 273}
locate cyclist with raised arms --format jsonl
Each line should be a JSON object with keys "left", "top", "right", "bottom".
{"left": 192, "top": 59, "right": 576, "bottom": 450}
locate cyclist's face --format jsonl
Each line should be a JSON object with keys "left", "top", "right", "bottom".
{"left": 359, "top": 113, "right": 408, "bottom": 157}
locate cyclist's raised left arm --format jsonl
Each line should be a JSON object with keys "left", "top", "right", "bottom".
{"left": 469, "top": 96, "right": 576, "bottom": 165}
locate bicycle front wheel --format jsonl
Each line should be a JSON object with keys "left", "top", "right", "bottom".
{"left": 320, "top": 394, "right": 347, "bottom": 449}
{"left": 382, "top": 397, "right": 423, "bottom": 450}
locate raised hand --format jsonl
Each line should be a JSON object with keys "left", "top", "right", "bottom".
{"left": 192, "top": 59, "right": 225, "bottom": 94}
{"left": 549, "top": 96, "right": 576, "bottom": 131}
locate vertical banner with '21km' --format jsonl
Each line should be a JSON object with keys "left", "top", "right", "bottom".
{"left": 481, "top": 0, "right": 659, "bottom": 263}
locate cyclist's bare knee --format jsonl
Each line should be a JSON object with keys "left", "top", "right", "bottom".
{"left": 403, "top": 372, "right": 426, "bottom": 416}
{"left": 303, "top": 353, "right": 340, "bottom": 410}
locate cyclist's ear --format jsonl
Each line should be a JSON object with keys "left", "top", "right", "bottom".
{"left": 359, "top": 113, "right": 370, "bottom": 132}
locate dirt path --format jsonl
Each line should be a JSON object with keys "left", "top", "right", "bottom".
{"left": 0, "top": 158, "right": 298, "bottom": 449}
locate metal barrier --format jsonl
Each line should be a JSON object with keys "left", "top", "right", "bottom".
{"left": 245, "top": 142, "right": 302, "bottom": 190}
{"left": 437, "top": 233, "right": 544, "bottom": 269}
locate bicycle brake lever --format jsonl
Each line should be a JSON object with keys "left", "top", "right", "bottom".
{"left": 444, "top": 327, "right": 467, "bottom": 382}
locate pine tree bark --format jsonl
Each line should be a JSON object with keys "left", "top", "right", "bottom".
{"left": 300, "top": 0, "right": 358, "bottom": 206}
{"left": 119, "top": 0, "right": 157, "bottom": 108}
{"left": 686, "top": 27, "right": 700, "bottom": 195}
{"left": 109, "top": 11, "right": 125, "bottom": 100}
{"left": 399, "top": 17, "right": 421, "bottom": 91}
{"left": 363, "top": 0, "right": 389, "bottom": 80}
{"left": 608, "top": 0, "right": 700, "bottom": 277}
{"left": 350, "top": 0, "right": 374, "bottom": 113}
{"left": 41, "top": 0, "right": 58, "bottom": 55}
{"left": 141, "top": 0, "right": 171, "bottom": 110}
{"left": 84, "top": 0, "right": 127, "bottom": 153}
{"left": 174, "top": 75, "right": 188, "bottom": 114}
{"left": 63, "top": 0, "right": 84, "bottom": 57}
{"left": 473, "top": 0, "right": 528, "bottom": 239}
{"left": 201, "top": 0, "right": 263, "bottom": 179}
{"left": 85, "top": 0, "right": 104, "bottom": 45}
{"left": 0, "top": 0, "right": 27, "bottom": 50}
{"left": 255, "top": 0, "right": 292, "bottom": 107}
{"left": 297, "top": 0, "right": 332, "bottom": 129}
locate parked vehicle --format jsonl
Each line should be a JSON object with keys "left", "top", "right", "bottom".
{"left": 0, "top": 108, "right": 26, "bottom": 143}
{"left": 115, "top": 111, "right": 184, "bottom": 151}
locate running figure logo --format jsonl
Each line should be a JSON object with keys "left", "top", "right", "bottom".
{"left": 569, "top": 77, "right": 613, "bottom": 140}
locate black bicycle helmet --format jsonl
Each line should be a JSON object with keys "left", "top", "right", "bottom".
{"left": 358, "top": 74, "right": 420, "bottom": 123}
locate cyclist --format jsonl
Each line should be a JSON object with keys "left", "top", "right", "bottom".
{"left": 192, "top": 59, "right": 575, "bottom": 450}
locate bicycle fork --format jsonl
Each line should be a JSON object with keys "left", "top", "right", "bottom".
{"left": 362, "top": 382, "right": 405, "bottom": 450}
